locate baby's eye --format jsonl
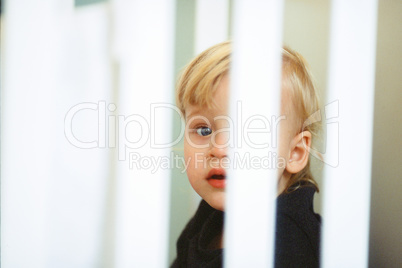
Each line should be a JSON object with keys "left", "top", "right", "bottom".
{"left": 196, "top": 127, "right": 212, "bottom": 137}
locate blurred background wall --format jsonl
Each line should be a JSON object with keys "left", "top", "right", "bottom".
{"left": 369, "top": 1, "right": 402, "bottom": 267}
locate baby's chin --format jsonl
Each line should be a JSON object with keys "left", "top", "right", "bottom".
{"left": 205, "top": 192, "right": 226, "bottom": 211}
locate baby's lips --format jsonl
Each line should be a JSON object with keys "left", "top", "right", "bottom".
{"left": 207, "top": 168, "right": 226, "bottom": 179}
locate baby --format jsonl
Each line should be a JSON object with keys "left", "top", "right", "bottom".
{"left": 171, "top": 41, "right": 321, "bottom": 267}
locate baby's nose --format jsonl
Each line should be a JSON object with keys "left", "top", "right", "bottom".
{"left": 208, "top": 132, "right": 229, "bottom": 159}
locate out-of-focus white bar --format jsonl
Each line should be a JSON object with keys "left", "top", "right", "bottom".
{"left": 2, "top": 2, "right": 53, "bottom": 266}
{"left": 3, "top": 0, "right": 112, "bottom": 267}
{"left": 195, "top": 0, "right": 229, "bottom": 54}
{"left": 111, "top": 1, "right": 175, "bottom": 267}
{"left": 321, "top": 0, "right": 378, "bottom": 267}
{"left": 225, "top": 1, "right": 284, "bottom": 267}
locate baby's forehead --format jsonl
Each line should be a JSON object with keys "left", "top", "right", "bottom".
{"left": 184, "top": 76, "right": 230, "bottom": 120}
{"left": 184, "top": 102, "right": 225, "bottom": 121}
{"left": 184, "top": 105, "right": 204, "bottom": 120}
{"left": 183, "top": 82, "right": 296, "bottom": 116}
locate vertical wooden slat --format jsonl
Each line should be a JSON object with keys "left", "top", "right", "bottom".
{"left": 321, "top": 0, "right": 378, "bottom": 267}
{"left": 3, "top": 0, "right": 111, "bottom": 266}
{"left": 111, "top": 0, "right": 175, "bottom": 267}
{"left": 2, "top": 1, "right": 54, "bottom": 266}
{"left": 224, "top": 1, "right": 284, "bottom": 267}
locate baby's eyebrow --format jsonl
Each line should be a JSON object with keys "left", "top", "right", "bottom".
{"left": 185, "top": 114, "right": 214, "bottom": 127}
{"left": 186, "top": 110, "right": 204, "bottom": 120}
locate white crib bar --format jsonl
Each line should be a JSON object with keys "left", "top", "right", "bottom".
{"left": 224, "top": 1, "right": 284, "bottom": 267}
{"left": 2, "top": 1, "right": 54, "bottom": 266}
{"left": 321, "top": 0, "right": 378, "bottom": 267}
{"left": 111, "top": 0, "right": 175, "bottom": 267}
{"left": 2, "top": 0, "right": 112, "bottom": 267}
{"left": 195, "top": 0, "right": 229, "bottom": 54}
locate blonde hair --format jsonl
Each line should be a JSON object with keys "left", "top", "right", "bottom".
{"left": 176, "top": 41, "right": 321, "bottom": 192}
{"left": 176, "top": 41, "right": 231, "bottom": 116}
{"left": 281, "top": 46, "right": 321, "bottom": 192}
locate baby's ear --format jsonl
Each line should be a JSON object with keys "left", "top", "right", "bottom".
{"left": 286, "top": 131, "right": 311, "bottom": 174}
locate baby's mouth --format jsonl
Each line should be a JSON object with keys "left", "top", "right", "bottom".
{"left": 210, "top": 174, "right": 226, "bottom": 180}
{"left": 207, "top": 169, "right": 227, "bottom": 188}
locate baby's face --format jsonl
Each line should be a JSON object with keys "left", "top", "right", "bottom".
{"left": 183, "top": 75, "right": 230, "bottom": 211}
{"left": 183, "top": 75, "right": 296, "bottom": 211}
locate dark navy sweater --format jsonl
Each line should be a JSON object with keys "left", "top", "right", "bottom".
{"left": 171, "top": 185, "right": 321, "bottom": 268}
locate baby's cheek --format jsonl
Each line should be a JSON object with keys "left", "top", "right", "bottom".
{"left": 185, "top": 158, "right": 201, "bottom": 194}
{"left": 183, "top": 139, "right": 192, "bottom": 159}
{"left": 183, "top": 149, "right": 195, "bottom": 175}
